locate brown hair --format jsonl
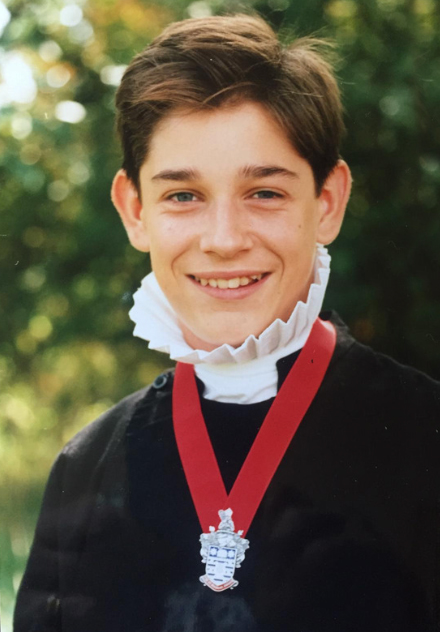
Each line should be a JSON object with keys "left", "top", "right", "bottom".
{"left": 115, "top": 14, "right": 344, "bottom": 194}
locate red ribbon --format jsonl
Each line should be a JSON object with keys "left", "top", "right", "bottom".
{"left": 172, "top": 318, "right": 336, "bottom": 535}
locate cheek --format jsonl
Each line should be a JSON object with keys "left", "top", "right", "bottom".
{"left": 148, "top": 234, "right": 198, "bottom": 294}
{"left": 263, "top": 208, "right": 315, "bottom": 244}
{"left": 277, "top": 235, "right": 318, "bottom": 281}
{"left": 148, "top": 222, "right": 188, "bottom": 262}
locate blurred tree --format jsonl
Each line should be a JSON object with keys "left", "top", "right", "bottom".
{"left": 0, "top": 1, "right": 175, "bottom": 627}
{"left": 252, "top": 0, "right": 440, "bottom": 373}
{"left": 0, "top": 0, "right": 439, "bottom": 629}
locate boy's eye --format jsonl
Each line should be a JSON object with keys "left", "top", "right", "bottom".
{"left": 252, "top": 190, "right": 282, "bottom": 199}
{"left": 168, "top": 192, "right": 197, "bottom": 203}
{"left": 166, "top": 190, "right": 283, "bottom": 203}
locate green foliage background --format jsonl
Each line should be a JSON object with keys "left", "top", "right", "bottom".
{"left": 0, "top": 0, "right": 439, "bottom": 628}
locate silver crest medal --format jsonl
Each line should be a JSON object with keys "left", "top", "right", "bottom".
{"left": 199, "top": 508, "right": 249, "bottom": 592}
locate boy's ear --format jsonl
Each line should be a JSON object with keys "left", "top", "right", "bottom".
{"left": 111, "top": 169, "right": 150, "bottom": 253}
{"left": 316, "top": 160, "right": 352, "bottom": 246}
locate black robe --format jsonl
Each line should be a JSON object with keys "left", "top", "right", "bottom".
{"left": 14, "top": 314, "right": 440, "bottom": 631}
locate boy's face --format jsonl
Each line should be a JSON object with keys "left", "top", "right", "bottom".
{"left": 113, "top": 101, "right": 350, "bottom": 350}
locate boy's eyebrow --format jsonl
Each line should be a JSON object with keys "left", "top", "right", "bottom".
{"left": 150, "top": 164, "right": 299, "bottom": 182}
{"left": 240, "top": 164, "right": 300, "bottom": 180}
{"left": 151, "top": 168, "right": 199, "bottom": 182}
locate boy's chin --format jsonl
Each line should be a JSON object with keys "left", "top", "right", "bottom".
{"left": 183, "top": 331, "right": 248, "bottom": 352}
{"left": 179, "top": 319, "right": 269, "bottom": 352}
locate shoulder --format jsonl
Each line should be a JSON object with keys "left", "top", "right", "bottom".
{"left": 60, "top": 368, "right": 175, "bottom": 465}
{"left": 327, "top": 311, "right": 440, "bottom": 417}
{"left": 348, "top": 336, "right": 440, "bottom": 402}
{"left": 323, "top": 313, "right": 440, "bottom": 480}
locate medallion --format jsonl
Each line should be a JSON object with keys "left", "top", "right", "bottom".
{"left": 199, "top": 509, "right": 249, "bottom": 592}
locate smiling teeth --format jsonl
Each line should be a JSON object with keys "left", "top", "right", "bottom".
{"left": 194, "top": 274, "right": 263, "bottom": 288}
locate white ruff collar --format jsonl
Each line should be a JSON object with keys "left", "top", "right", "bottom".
{"left": 130, "top": 245, "right": 331, "bottom": 403}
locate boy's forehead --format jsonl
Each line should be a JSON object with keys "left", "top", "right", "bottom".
{"left": 148, "top": 101, "right": 287, "bottom": 148}
{"left": 140, "top": 100, "right": 307, "bottom": 180}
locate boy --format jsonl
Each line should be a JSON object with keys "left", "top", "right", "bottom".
{"left": 15, "top": 14, "right": 440, "bottom": 632}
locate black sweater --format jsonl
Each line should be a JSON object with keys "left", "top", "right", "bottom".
{"left": 14, "top": 314, "right": 440, "bottom": 632}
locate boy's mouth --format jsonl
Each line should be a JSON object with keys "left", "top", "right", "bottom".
{"left": 189, "top": 273, "right": 266, "bottom": 289}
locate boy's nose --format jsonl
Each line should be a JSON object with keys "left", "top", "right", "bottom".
{"left": 199, "top": 202, "right": 253, "bottom": 258}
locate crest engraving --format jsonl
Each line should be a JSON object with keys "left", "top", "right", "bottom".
{"left": 199, "top": 509, "right": 249, "bottom": 592}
